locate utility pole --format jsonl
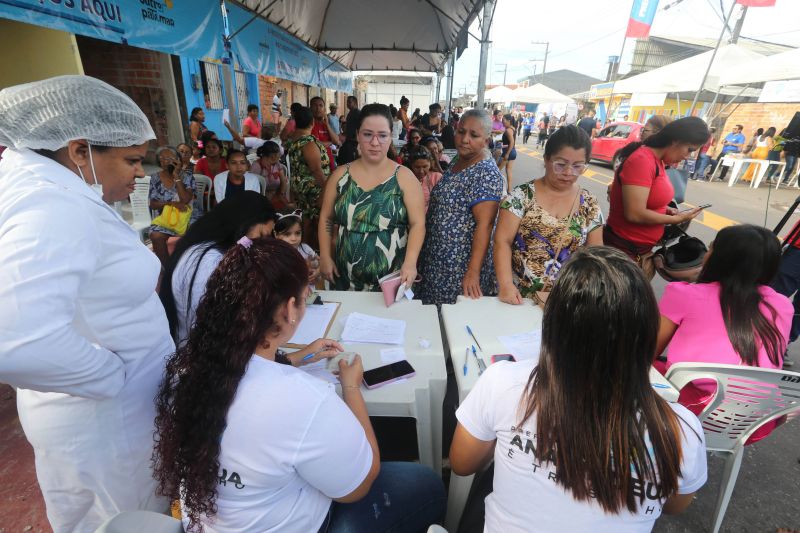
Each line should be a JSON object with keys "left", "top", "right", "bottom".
{"left": 530, "top": 41, "right": 549, "bottom": 83}
{"left": 495, "top": 63, "right": 508, "bottom": 85}
{"left": 475, "top": 0, "right": 496, "bottom": 109}
{"left": 729, "top": 4, "right": 747, "bottom": 44}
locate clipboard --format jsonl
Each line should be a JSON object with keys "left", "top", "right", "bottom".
{"left": 284, "top": 301, "right": 340, "bottom": 348}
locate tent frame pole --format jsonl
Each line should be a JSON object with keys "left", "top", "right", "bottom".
{"left": 688, "top": 0, "right": 737, "bottom": 115}
{"left": 446, "top": 53, "right": 456, "bottom": 121}
{"left": 605, "top": 34, "right": 627, "bottom": 124}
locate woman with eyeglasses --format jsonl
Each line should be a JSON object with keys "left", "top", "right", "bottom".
{"left": 494, "top": 125, "right": 603, "bottom": 306}
{"left": 319, "top": 103, "right": 425, "bottom": 291}
{"left": 605, "top": 117, "right": 709, "bottom": 279}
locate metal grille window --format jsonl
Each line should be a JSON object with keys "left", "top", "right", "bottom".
{"left": 200, "top": 62, "right": 224, "bottom": 109}
{"left": 235, "top": 70, "right": 250, "bottom": 122}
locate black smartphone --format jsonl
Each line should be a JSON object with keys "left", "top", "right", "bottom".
{"left": 362, "top": 360, "right": 416, "bottom": 389}
{"left": 491, "top": 354, "right": 516, "bottom": 363}
{"left": 698, "top": 204, "right": 712, "bottom": 209}
{"left": 167, "top": 164, "right": 176, "bottom": 174}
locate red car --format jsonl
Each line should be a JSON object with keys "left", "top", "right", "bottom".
{"left": 590, "top": 121, "right": 644, "bottom": 168}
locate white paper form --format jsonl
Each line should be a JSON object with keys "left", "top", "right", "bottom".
{"left": 340, "top": 312, "right": 406, "bottom": 345}
{"left": 380, "top": 347, "right": 406, "bottom": 364}
{"left": 222, "top": 108, "right": 230, "bottom": 124}
{"left": 300, "top": 359, "right": 339, "bottom": 384}
{"left": 497, "top": 329, "right": 542, "bottom": 362}
{"left": 287, "top": 303, "right": 338, "bottom": 345}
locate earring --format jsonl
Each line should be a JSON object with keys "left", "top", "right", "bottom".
{"left": 291, "top": 319, "right": 296, "bottom": 324}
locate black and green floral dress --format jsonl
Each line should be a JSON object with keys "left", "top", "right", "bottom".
{"left": 333, "top": 165, "right": 408, "bottom": 291}
{"left": 288, "top": 134, "right": 330, "bottom": 219}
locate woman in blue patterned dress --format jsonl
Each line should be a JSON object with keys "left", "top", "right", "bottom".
{"left": 417, "top": 109, "right": 505, "bottom": 305}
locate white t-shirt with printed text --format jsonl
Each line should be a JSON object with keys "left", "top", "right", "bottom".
{"left": 456, "top": 359, "right": 707, "bottom": 533}
{"left": 184, "top": 355, "right": 373, "bottom": 532}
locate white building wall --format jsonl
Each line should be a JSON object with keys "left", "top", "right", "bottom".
{"left": 364, "top": 79, "right": 435, "bottom": 110}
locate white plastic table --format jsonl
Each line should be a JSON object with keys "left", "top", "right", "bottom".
{"left": 439, "top": 295, "right": 680, "bottom": 530}
{"left": 310, "top": 290, "right": 447, "bottom": 474}
{"left": 711, "top": 155, "right": 784, "bottom": 189}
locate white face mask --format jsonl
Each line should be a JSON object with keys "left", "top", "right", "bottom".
{"left": 75, "top": 143, "right": 104, "bottom": 200}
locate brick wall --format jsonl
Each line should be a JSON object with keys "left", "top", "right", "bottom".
{"left": 720, "top": 103, "right": 800, "bottom": 140}
{"left": 75, "top": 35, "right": 170, "bottom": 147}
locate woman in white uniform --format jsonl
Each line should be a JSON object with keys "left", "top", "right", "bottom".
{"left": 0, "top": 76, "right": 174, "bottom": 532}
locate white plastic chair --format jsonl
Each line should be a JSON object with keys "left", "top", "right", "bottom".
{"left": 128, "top": 175, "right": 152, "bottom": 242}
{"left": 95, "top": 510, "right": 183, "bottom": 532}
{"left": 193, "top": 174, "right": 212, "bottom": 213}
{"left": 665, "top": 363, "right": 800, "bottom": 533}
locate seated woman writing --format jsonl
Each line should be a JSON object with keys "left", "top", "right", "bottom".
{"left": 153, "top": 238, "right": 445, "bottom": 532}
{"left": 656, "top": 224, "right": 792, "bottom": 444}
{"left": 494, "top": 125, "right": 603, "bottom": 305}
{"left": 451, "top": 247, "right": 707, "bottom": 532}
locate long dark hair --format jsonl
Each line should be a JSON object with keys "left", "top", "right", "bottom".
{"left": 697, "top": 224, "right": 784, "bottom": 366}
{"left": 616, "top": 116, "right": 710, "bottom": 166}
{"left": 189, "top": 107, "right": 203, "bottom": 123}
{"left": 153, "top": 238, "right": 309, "bottom": 530}
{"left": 159, "top": 191, "right": 277, "bottom": 338}
{"left": 519, "top": 247, "right": 685, "bottom": 514}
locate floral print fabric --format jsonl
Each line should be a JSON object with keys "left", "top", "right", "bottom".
{"left": 500, "top": 181, "right": 602, "bottom": 296}
{"left": 417, "top": 157, "right": 504, "bottom": 305}
{"left": 288, "top": 134, "right": 330, "bottom": 219}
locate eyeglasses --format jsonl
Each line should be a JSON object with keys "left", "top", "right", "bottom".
{"left": 552, "top": 161, "right": 588, "bottom": 175}
{"left": 277, "top": 209, "right": 303, "bottom": 221}
{"left": 360, "top": 131, "right": 392, "bottom": 144}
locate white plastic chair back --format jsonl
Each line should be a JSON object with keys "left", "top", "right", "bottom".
{"left": 128, "top": 175, "right": 152, "bottom": 241}
{"left": 246, "top": 152, "right": 258, "bottom": 164}
{"left": 95, "top": 510, "right": 183, "bottom": 532}
{"left": 665, "top": 363, "right": 800, "bottom": 532}
{"left": 257, "top": 174, "right": 267, "bottom": 196}
{"left": 193, "top": 174, "right": 212, "bottom": 213}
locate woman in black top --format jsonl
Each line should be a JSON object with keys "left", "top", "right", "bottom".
{"left": 498, "top": 114, "right": 517, "bottom": 192}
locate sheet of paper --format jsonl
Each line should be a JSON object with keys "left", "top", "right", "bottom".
{"left": 287, "top": 303, "right": 338, "bottom": 345}
{"left": 341, "top": 312, "right": 406, "bottom": 345}
{"left": 222, "top": 108, "right": 230, "bottom": 124}
{"left": 497, "top": 329, "right": 542, "bottom": 363}
{"left": 300, "top": 359, "right": 339, "bottom": 384}
{"left": 380, "top": 347, "right": 406, "bottom": 364}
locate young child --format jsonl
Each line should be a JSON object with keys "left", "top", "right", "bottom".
{"left": 274, "top": 210, "right": 319, "bottom": 283}
{"left": 407, "top": 146, "right": 442, "bottom": 212}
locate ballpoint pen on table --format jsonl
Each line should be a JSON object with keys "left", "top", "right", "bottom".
{"left": 471, "top": 345, "right": 485, "bottom": 375}
{"left": 465, "top": 325, "right": 483, "bottom": 352}
{"left": 463, "top": 348, "right": 469, "bottom": 376}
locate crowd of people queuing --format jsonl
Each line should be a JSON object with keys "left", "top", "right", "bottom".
{"left": 0, "top": 74, "right": 797, "bottom": 533}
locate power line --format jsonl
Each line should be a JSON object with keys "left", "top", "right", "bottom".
{"left": 547, "top": 28, "right": 625, "bottom": 59}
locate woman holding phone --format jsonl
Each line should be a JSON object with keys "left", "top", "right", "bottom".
{"left": 153, "top": 238, "right": 445, "bottom": 532}
{"left": 605, "top": 117, "right": 710, "bottom": 279}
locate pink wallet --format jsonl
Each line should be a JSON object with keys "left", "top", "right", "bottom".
{"left": 378, "top": 271, "right": 403, "bottom": 308}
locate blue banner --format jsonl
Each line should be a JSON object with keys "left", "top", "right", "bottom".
{"left": 0, "top": 0, "right": 225, "bottom": 61}
{"left": 0, "top": 0, "right": 351, "bottom": 91}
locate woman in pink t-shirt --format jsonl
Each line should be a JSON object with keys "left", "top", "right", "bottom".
{"left": 657, "top": 224, "right": 792, "bottom": 443}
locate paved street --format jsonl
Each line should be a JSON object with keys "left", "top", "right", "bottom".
{"left": 509, "top": 142, "right": 800, "bottom": 532}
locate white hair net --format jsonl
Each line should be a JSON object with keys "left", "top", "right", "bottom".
{"left": 0, "top": 75, "right": 155, "bottom": 151}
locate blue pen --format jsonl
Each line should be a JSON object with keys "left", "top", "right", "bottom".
{"left": 302, "top": 351, "right": 319, "bottom": 361}
{"left": 463, "top": 348, "right": 469, "bottom": 376}
{"left": 471, "top": 345, "right": 485, "bottom": 375}
{"left": 465, "top": 325, "right": 483, "bottom": 352}
{"left": 651, "top": 383, "right": 670, "bottom": 389}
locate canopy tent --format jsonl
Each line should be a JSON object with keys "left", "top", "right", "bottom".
{"left": 511, "top": 84, "right": 574, "bottom": 104}
{"left": 614, "top": 44, "right": 765, "bottom": 95}
{"left": 719, "top": 47, "right": 800, "bottom": 86}
{"left": 233, "top": 0, "right": 484, "bottom": 71}
{"left": 484, "top": 85, "right": 516, "bottom": 103}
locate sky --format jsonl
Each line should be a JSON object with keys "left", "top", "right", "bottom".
{"left": 450, "top": 0, "right": 800, "bottom": 96}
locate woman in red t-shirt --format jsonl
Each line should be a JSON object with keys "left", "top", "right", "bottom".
{"left": 605, "top": 117, "right": 709, "bottom": 279}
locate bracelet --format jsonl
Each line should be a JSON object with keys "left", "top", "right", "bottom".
{"left": 342, "top": 385, "right": 361, "bottom": 390}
